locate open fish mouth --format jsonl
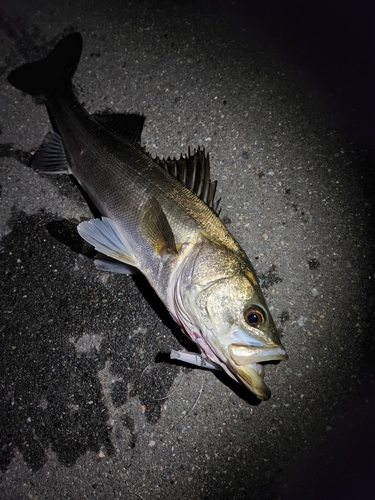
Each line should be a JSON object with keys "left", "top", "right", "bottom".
{"left": 228, "top": 344, "right": 288, "bottom": 400}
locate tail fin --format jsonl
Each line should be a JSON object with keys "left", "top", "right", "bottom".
{"left": 8, "top": 32, "right": 82, "bottom": 99}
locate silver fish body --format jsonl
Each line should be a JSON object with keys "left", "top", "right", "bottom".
{"left": 8, "top": 33, "right": 287, "bottom": 400}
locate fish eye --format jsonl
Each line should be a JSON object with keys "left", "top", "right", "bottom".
{"left": 244, "top": 306, "right": 265, "bottom": 328}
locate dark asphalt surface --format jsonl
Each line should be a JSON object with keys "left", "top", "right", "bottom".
{"left": 1, "top": 1, "right": 374, "bottom": 499}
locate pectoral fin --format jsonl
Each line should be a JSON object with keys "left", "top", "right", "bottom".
{"left": 140, "top": 197, "right": 177, "bottom": 256}
{"left": 77, "top": 217, "right": 137, "bottom": 268}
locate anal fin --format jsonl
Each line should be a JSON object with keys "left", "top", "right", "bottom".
{"left": 32, "top": 131, "right": 70, "bottom": 174}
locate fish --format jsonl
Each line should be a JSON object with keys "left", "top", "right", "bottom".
{"left": 8, "top": 32, "right": 287, "bottom": 400}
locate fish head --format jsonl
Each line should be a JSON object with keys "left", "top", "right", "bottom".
{"left": 196, "top": 271, "right": 288, "bottom": 400}
{"left": 170, "top": 234, "right": 288, "bottom": 400}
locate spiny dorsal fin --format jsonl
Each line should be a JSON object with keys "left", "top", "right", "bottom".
{"left": 153, "top": 148, "right": 221, "bottom": 214}
{"left": 93, "top": 113, "right": 145, "bottom": 145}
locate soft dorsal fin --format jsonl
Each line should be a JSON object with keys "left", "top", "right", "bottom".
{"left": 153, "top": 148, "right": 221, "bottom": 214}
{"left": 93, "top": 113, "right": 145, "bottom": 145}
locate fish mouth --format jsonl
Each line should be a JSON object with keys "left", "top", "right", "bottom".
{"left": 228, "top": 344, "right": 288, "bottom": 400}
{"left": 228, "top": 343, "right": 288, "bottom": 365}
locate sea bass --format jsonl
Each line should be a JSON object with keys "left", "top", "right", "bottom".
{"left": 8, "top": 32, "right": 287, "bottom": 400}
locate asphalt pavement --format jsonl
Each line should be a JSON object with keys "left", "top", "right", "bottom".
{"left": 1, "top": 1, "right": 374, "bottom": 499}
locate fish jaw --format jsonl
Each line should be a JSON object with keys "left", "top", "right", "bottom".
{"left": 236, "top": 364, "right": 271, "bottom": 400}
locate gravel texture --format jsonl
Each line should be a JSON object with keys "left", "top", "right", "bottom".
{"left": 1, "top": 1, "right": 374, "bottom": 499}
